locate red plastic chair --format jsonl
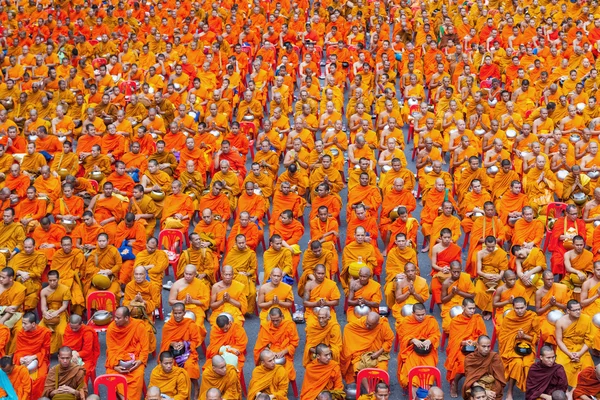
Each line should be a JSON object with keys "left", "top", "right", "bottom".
{"left": 89, "top": 179, "right": 99, "bottom": 192}
{"left": 356, "top": 368, "right": 390, "bottom": 397}
{"left": 158, "top": 229, "right": 185, "bottom": 278}
{"left": 407, "top": 366, "right": 442, "bottom": 400}
{"left": 543, "top": 202, "right": 568, "bottom": 251}
{"left": 86, "top": 291, "right": 117, "bottom": 333}
{"left": 94, "top": 374, "right": 127, "bottom": 399}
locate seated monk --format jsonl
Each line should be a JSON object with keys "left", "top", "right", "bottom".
{"left": 50, "top": 237, "right": 85, "bottom": 315}
{"left": 38, "top": 271, "right": 71, "bottom": 354}
{"left": 161, "top": 180, "right": 194, "bottom": 238}
{"left": 123, "top": 266, "right": 160, "bottom": 352}
{"left": 391, "top": 263, "right": 430, "bottom": 327}
{"left": 133, "top": 237, "right": 169, "bottom": 293}
{"left": 176, "top": 232, "right": 216, "bottom": 286}
{"left": 115, "top": 212, "right": 147, "bottom": 284}
{"left": 148, "top": 351, "right": 190, "bottom": 400}
{"left": 340, "top": 311, "right": 394, "bottom": 383}
{"left": 237, "top": 181, "right": 267, "bottom": 227}
{"left": 52, "top": 184, "right": 84, "bottom": 234}
{"left": 105, "top": 307, "right": 149, "bottom": 400}
{"left": 160, "top": 302, "right": 203, "bottom": 399}
{"left": 463, "top": 335, "right": 506, "bottom": 400}
{"left": 105, "top": 161, "right": 136, "bottom": 198}
{"left": 385, "top": 233, "right": 419, "bottom": 305}
{"left": 555, "top": 300, "right": 594, "bottom": 387}
{"left": 309, "top": 205, "right": 341, "bottom": 271}
{"left": 87, "top": 182, "right": 126, "bottom": 245}
{"left": 193, "top": 209, "right": 227, "bottom": 255}
{"left": 81, "top": 145, "right": 111, "bottom": 182}
{"left": 562, "top": 235, "right": 594, "bottom": 292}
{"left": 199, "top": 355, "right": 242, "bottom": 400}
{"left": 62, "top": 314, "right": 100, "bottom": 385}
{"left": 298, "top": 241, "right": 336, "bottom": 297}
{"left": 466, "top": 202, "right": 506, "bottom": 277}
{"left": 581, "top": 261, "right": 600, "bottom": 354}
{"left": 30, "top": 218, "right": 67, "bottom": 263}
{"left": 573, "top": 365, "right": 600, "bottom": 400}
{"left": 441, "top": 261, "right": 475, "bottom": 333}
{"left": 385, "top": 207, "right": 419, "bottom": 254}
{"left": 209, "top": 265, "right": 249, "bottom": 326}
{"left": 445, "top": 298, "right": 487, "bottom": 397}
{"left": 498, "top": 297, "right": 540, "bottom": 400}
{"left": 3, "top": 164, "right": 31, "bottom": 200}
{"left": 0, "top": 207, "right": 26, "bottom": 259}
{"left": 81, "top": 233, "right": 122, "bottom": 302}
{"left": 535, "top": 271, "right": 570, "bottom": 346}
{"left": 303, "top": 307, "right": 343, "bottom": 367}
{"left": 41, "top": 346, "right": 87, "bottom": 399}
{"left": 254, "top": 307, "right": 300, "bottom": 381}
{"left": 300, "top": 344, "right": 344, "bottom": 400}
{"left": 168, "top": 265, "right": 210, "bottom": 340}
{"left": 247, "top": 349, "right": 289, "bottom": 400}
{"left": 474, "top": 236, "right": 508, "bottom": 319}
{"left": 140, "top": 160, "right": 173, "bottom": 216}
{"left": 13, "top": 312, "right": 51, "bottom": 399}
{"left": 9, "top": 237, "right": 47, "bottom": 312}
{"left": 199, "top": 181, "right": 232, "bottom": 225}
{"left": 205, "top": 314, "right": 248, "bottom": 372}
{"left": 227, "top": 212, "right": 260, "bottom": 251}
{"left": 224, "top": 235, "right": 258, "bottom": 315}
{"left": 513, "top": 245, "right": 546, "bottom": 304}
{"left": 430, "top": 228, "right": 462, "bottom": 307}
{"left": 212, "top": 160, "right": 242, "bottom": 212}
{"left": 0, "top": 355, "right": 32, "bottom": 400}
{"left": 72, "top": 211, "right": 105, "bottom": 256}
{"left": 262, "top": 235, "right": 293, "bottom": 280}
{"left": 341, "top": 227, "right": 378, "bottom": 293}
{"left": 304, "top": 264, "right": 341, "bottom": 325}
{"left": 131, "top": 184, "right": 158, "bottom": 239}
{"left": 549, "top": 204, "right": 586, "bottom": 276}
{"left": 270, "top": 180, "right": 306, "bottom": 224}
{"left": 14, "top": 186, "right": 46, "bottom": 234}
{"left": 347, "top": 267, "right": 382, "bottom": 324}
{"left": 526, "top": 346, "right": 568, "bottom": 400}
{"left": 396, "top": 303, "right": 440, "bottom": 389}
{"left": 271, "top": 209, "right": 305, "bottom": 276}
{"left": 257, "top": 268, "right": 294, "bottom": 322}
{"left": 311, "top": 183, "right": 343, "bottom": 221}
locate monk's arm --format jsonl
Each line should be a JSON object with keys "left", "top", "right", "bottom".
{"left": 554, "top": 322, "right": 577, "bottom": 358}
{"left": 441, "top": 282, "right": 454, "bottom": 304}
{"left": 535, "top": 291, "right": 552, "bottom": 315}
{"left": 581, "top": 283, "right": 600, "bottom": 307}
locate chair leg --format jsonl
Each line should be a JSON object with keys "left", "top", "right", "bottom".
{"left": 394, "top": 332, "right": 399, "bottom": 352}
{"left": 441, "top": 332, "right": 448, "bottom": 350}
{"left": 240, "top": 370, "right": 247, "bottom": 397}
{"left": 291, "top": 380, "right": 298, "bottom": 397}
{"left": 201, "top": 340, "right": 207, "bottom": 355}
{"left": 429, "top": 299, "right": 435, "bottom": 312}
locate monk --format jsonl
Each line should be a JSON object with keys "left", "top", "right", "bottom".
{"left": 396, "top": 303, "right": 440, "bottom": 389}
{"left": 13, "top": 312, "right": 51, "bottom": 399}
{"left": 341, "top": 227, "right": 378, "bottom": 292}
{"left": 194, "top": 209, "right": 227, "bottom": 255}
{"left": 161, "top": 180, "right": 194, "bottom": 236}
{"left": 441, "top": 261, "right": 475, "bottom": 333}
{"left": 133, "top": 237, "right": 169, "bottom": 293}
{"left": 62, "top": 314, "right": 100, "bottom": 385}
{"left": 49, "top": 236, "right": 85, "bottom": 315}
{"left": 549, "top": 204, "right": 586, "bottom": 275}
{"left": 209, "top": 265, "right": 249, "bottom": 325}
{"left": 463, "top": 335, "right": 506, "bottom": 400}
{"left": 41, "top": 346, "right": 87, "bottom": 399}
{"left": 262, "top": 235, "right": 293, "bottom": 280}
{"left": 513, "top": 245, "right": 547, "bottom": 304}
{"left": 71, "top": 211, "right": 105, "bottom": 255}
{"left": 30, "top": 218, "right": 67, "bottom": 262}
{"left": 300, "top": 344, "right": 344, "bottom": 400}
{"left": 114, "top": 212, "right": 147, "bottom": 284}
{"left": 131, "top": 184, "right": 158, "bottom": 239}
{"left": 466, "top": 202, "right": 506, "bottom": 276}
{"left": 430, "top": 227, "right": 462, "bottom": 305}
{"left": 0, "top": 355, "right": 32, "bottom": 400}
{"left": 168, "top": 265, "right": 210, "bottom": 339}
{"left": 160, "top": 302, "right": 202, "bottom": 398}
{"left": 555, "top": 300, "right": 594, "bottom": 387}
{"left": 87, "top": 182, "right": 126, "bottom": 244}
{"left": 421, "top": 178, "right": 458, "bottom": 252}
{"left": 391, "top": 262, "right": 430, "bottom": 326}
{"left": 299, "top": 241, "right": 336, "bottom": 297}
{"left": 247, "top": 349, "right": 289, "bottom": 400}
{"left": 563, "top": 235, "right": 594, "bottom": 292}
{"left": 347, "top": 267, "right": 382, "bottom": 323}
{"left": 303, "top": 307, "right": 343, "bottom": 366}
{"left": 148, "top": 351, "right": 190, "bottom": 400}
{"left": 386, "top": 206, "right": 420, "bottom": 253}
{"left": 581, "top": 261, "right": 600, "bottom": 353}
{"left": 237, "top": 182, "right": 267, "bottom": 226}
{"left": 123, "top": 266, "right": 159, "bottom": 352}
{"left": 257, "top": 267, "right": 294, "bottom": 322}
{"left": 271, "top": 209, "right": 304, "bottom": 275}
{"left": 82, "top": 232, "right": 122, "bottom": 302}
{"left": 445, "top": 298, "right": 487, "bottom": 397}
{"left": 199, "top": 355, "right": 242, "bottom": 400}
{"left": 535, "top": 271, "right": 570, "bottom": 346}
{"left": 311, "top": 183, "right": 343, "bottom": 221}
{"left": 254, "top": 307, "right": 300, "bottom": 381}
{"left": 227, "top": 211, "right": 260, "bottom": 251}
{"left": 271, "top": 180, "right": 306, "bottom": 224}
{"left": 52, "top": 183, "right": 85, "bottom": 234}
{"left": 38, "top": 270, "right": 71, "bottom": 354}
{"left": 106, "top": 161, "right": 136, "bottom": 197}
{"left": 499, "top": 297, "right": 540, "bottom": 400}
{"left": 0, "top": 208, "right": 26, "bottom": 258}
{"left": 525, "top": 346, "right": 568, "bottom": 400}
{"left": 224, "top": 234, "right": 258, "bottom": 315}
{"left": 573, "top": 365, "right": 600, "bottom": 400}
{"left": 9, "top": 237, "right": 46, "bottom": 311}
{"left": 304, "top": 264, "right": 341, "bottom": 325}
{"left": 198, "top": 183, "right": 231, "bottom": 224}
{"left": 14, "top": 186, "right": 45, "bottom": 233}
{"left": 340, "top": 311, "right": 394, "bottom": 383}
{"left": 176, "top": 232, "right": 216, "bottom": 286}
{"left": 205, "top": 314, "right": 248, "bottom": 372}
{"left": 105, "top": 307, "right": 149, "bottom": 400}
{"left": 474, "top": 236, "right": 508, "bottom": 318}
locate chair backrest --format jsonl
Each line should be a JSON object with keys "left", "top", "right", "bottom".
{"left": 356, "top": 368, "right": 390, "bottom": 397}
{"left": 158, "top": 229, "right": 185, "bottom": 252}
{"left": 545, "top": 202, "right": 568, "bottom": 229}
{"left": 86, "top": 291, "right": 117, "bottom": 317}
{"left": 407, "top": 366, "right": 442, "bottom": 400}
{"left": 94, "top": 374, "right": 128, "bottom": 400}
{"left": 89, "top": 179, "right": 99, "bottom": 192}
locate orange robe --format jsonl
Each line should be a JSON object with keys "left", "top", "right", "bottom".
{"left": 62, "top": 323, "right": 100, "bottom": 384}
{"left": 253, "top": 320, "right": 300, "bottom": 380}
{"left": 205, "top": 322, "right": 248, "bottom": 371}
{"left": 13, "top": 325, "right": 51, "bottom": 399}
{"left": 160, "top": 316, "right": 202, "bottom": 379}
{"left": 397, "top": 315, "right": 441, "bottom": 388}
{"left": 444, "top": 314, "right": 487, "bottom": 381}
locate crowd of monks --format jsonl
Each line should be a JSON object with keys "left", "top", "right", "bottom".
{"left": 9, "top": 0, "right": 600, "bottom": 398}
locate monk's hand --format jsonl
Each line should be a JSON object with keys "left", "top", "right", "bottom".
{"left": 114, "top": 365, "right": 128, "bottom": 373}
{"left": 549, "top": 296, "right": 557, "bottom": 306}
{"left": 412, "top": 339, "right": 424, "bottom": 349}
{"left": 130, "top": 360, "right": 142, "bottom": 371}
{"left": 422, "top": 339, "right": 431, "bottom": 350}
{"left": 223, "top": 292, "right": 231, "bottom": 302}
{"left": 578, "top": 272, "right": 587, "bottom": 282}
{"left": 570, "top": 352, "right": 580, "bottom": 362}
{"left": 485, "top": 390, "right": 496, "bottom": 400}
